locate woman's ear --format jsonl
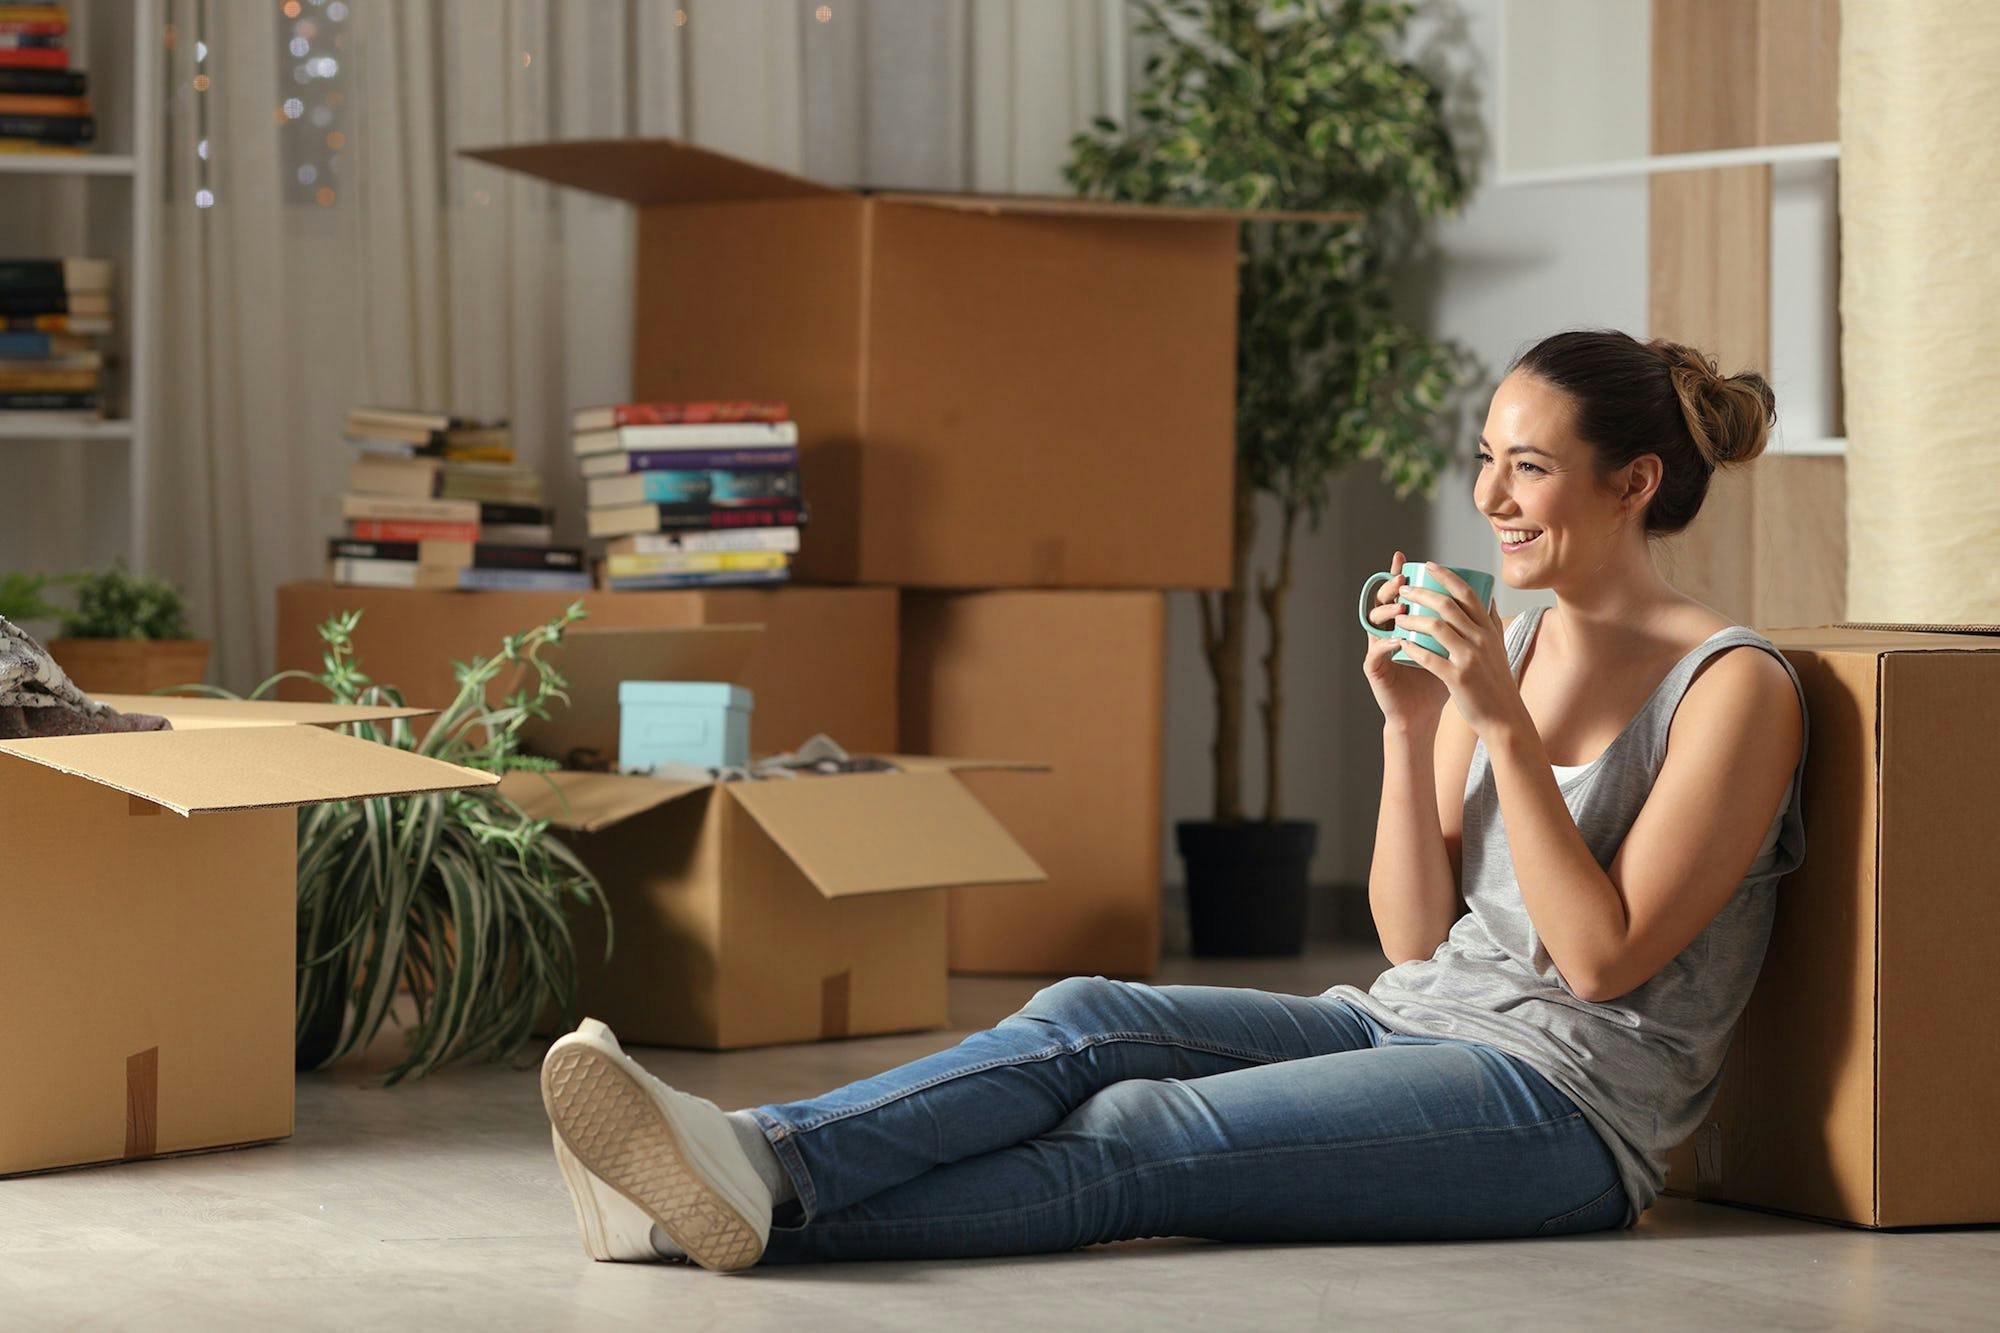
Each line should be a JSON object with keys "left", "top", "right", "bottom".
{"left": 1619, "top": 454, "right": 1663, "bottom": 516}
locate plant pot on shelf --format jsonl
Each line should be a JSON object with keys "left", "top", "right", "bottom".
{"left": 1177, "top": 818, "right": 1317, "bottom": 958}
{"left": 48, "top": 638, "right": 211, "bottom": 696}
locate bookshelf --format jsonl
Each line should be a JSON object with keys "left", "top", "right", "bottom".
{"left": 0, "top": 0, "right": 162, "bottom": 570}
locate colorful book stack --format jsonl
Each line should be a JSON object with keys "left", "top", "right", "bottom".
{"left": 331, "top": 405, "right": 590, "bottom": 592}
{"left": 0, "top": 4, "right": 91, "bottom": 155}
{"left": 574, "top": 400, "right": 806, "bottom": 591}
{"left": 0, "top": 256, "right": 109, "bottom": 421}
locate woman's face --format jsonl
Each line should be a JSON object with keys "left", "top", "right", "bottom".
{"left": 1473, "top": 371, "right": 1646, "bottom": 588}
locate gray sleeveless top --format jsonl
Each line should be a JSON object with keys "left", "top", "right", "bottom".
{"left": 1326, "top": 605, "right": 1810, "bottom": 1224}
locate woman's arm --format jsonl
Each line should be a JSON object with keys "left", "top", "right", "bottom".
{"left": 1486, "top": 646, "right": 1803, "bottom": 1002}
{"left": 1369, "top": 715, "right": 1469, "bottom": 965}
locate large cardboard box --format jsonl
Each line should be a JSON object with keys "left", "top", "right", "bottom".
{"left": 900, "top": 591, "right": 1165, "bottom": 977}
{"left": 276, "top": 582, "right": 898, "bottom": 757}
{"left": 1664, "top": 625, "right": 2000, "bottom": 1227}
{"left": 464, "top": 137, "right": 1350, "bottom": 590}
{"left": 503, "top": 627, "right": 1048, "bottom": 1049}
{"left": 0, "top": 696, "right": 493, "bottom": 1176}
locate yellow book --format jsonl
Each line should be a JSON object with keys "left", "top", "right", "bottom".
{"left": 0, "top": 366, "right": 98, "bottom": 392}
{"left": 0, "top": 140, "right": 86, "bottom": 156}
{"left": 605, "top": 549, "right": 788, "bottom": 578}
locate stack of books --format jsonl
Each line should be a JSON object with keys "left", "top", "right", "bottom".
{"left": 0, "top": 4, "right": 91, "bottom": 155}
{"left": 330, "top": 405, "right": 590, "bottom": 591}
{"left": 0, "top": 256, "right": 109, "bottom": 421}
{"left": 575, "top": 400, "right": 806, "bottom": 591}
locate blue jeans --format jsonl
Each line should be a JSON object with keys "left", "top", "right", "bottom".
{"left": 747, "top": 977, "right": 1627, "bottom": 1264}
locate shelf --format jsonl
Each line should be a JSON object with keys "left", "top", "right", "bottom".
{"left": 1497, "top": 142, "right": 1839, "bottom": 189}
{"left": 0, "top": 417, "right": 133, "bottom": 441}
{"left": 1772, "top": 436, "right": 1846, "bottom": 458}
{"left": 0, "top": 153, "right": 136, "bottom": 177}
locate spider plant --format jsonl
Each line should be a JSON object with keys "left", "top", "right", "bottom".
{"left": 208, "top": 603, "right": 609, "bottom": 1083}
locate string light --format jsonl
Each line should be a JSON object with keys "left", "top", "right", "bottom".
{"left": 521, "top": 51, "right": 532, "bottom": 68}
{"left": 815, "top": 5, "right": 832, "bottom": 21}
{"left": 192, "top": 73, "right": 210, "bottom": 92}
{"left": 673, "top": 9, "right": 687, "bottom": 26}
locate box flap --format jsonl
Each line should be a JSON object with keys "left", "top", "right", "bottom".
{"left": 874, "top": 191, "right": 1360, "bottom": 225}
{"left": 724, "top": 769, "right": 1046, "bottom": 899}
{"left": 1766, "top": 625, "right": 2000, "bottom": 653}
{"left": 497, "top": 768, "right": 710, "bottom": 833}
{"left": 880, "top": 754, "right": 1051, "bottom": 776}
{"left": 1835, "top": 620, "right": 2000, "bottom": 637}
{"left": 519, "top": 625, "right": 766, "bottom": 765}
{"left": 462, "top": 138, "right": 847, "bottom": 206}
{"left": 0, "top": 724, "right": 495, "bottom": 816}
{"left": 90, "top": 694, "right": 435, "bottom": 731}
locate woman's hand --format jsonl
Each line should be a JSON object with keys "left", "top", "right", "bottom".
{"left": 1362, "top": 548, "right": 1449, "bottom": 732}
{"left": 1392, "top": 563, "right": 1528, "bottom": 738}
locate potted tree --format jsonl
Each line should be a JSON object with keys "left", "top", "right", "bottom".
{"left": 46, "top": 564, "right": 211, "bottom": 694}
{"left": 1067, "top": 0, "right": 1475, "bottom": 955}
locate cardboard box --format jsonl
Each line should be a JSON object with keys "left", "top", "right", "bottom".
{"left": 502, "top": 626, "right": 1048, "bottom": 1049}
{"left": 276, "top": 582, "right": 898, "bottom": 757}
{"left": 1663, "top": 625, "right": 2000, "bottom": 1227}
{"left": 0, "top": 696, "right": 494, "bottom": 1176}
{"left": 899, "top": 591, "right": 1164, "bottom": 977}
{"left": 463, "top": 137, "right": 1352, "bottom": 590}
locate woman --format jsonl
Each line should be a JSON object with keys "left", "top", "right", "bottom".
{"left": 538, "top": 328, "right": 1810, "bottom": 1272}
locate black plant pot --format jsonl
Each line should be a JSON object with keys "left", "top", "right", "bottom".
{"left": 1177, "top": 819, "right": 1318, "bottom": 958}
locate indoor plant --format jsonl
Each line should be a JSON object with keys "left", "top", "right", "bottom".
{"left": 1067, "top": 0, "right": 1475, "bottom": 954}
{"left": 46, "top": 563, "right": 211, "bottom": 694}
{"left": 0, "top": 570, "right": 63, "bottom": 626}
{"left": 215, "top": 603, "right": 609, "bottom": 1082}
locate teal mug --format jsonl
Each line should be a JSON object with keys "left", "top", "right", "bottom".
{"left": 1358, "top": 562, "right": 1496, "bottom": 664}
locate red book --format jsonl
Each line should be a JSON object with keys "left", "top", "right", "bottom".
{"left": 0, "top": 22, "right": 69, "bottom": 38}
{"left": 572, "top": 400, "right": 790, "bottom": 431}
{"left": 0, "top": 48, "right": 66, "bottom": 68}
{"left": 347, "top": 518, "right": 480, "bottom": 543}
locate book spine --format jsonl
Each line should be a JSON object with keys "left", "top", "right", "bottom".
{"left": 610, "top": 526, "right": 802, "bottom": 556}
{"left": 0, "top": 49, "right": 69, "bottom": 68}
{"left": 617, "top": 402, "right": 787, "bottom": 425}
{"left": 620, "top": 421, "right": 799, "bottom": 449}
{"left": 477, "top": 501, "right": 553, "bottom": 526}
{"left": 477, "top": 524, "right": 554, "bottom": 546}
{"left": 0, "top": 259, "right": 62, "bottom": 289}
{"left": 0, "top": 388, "right": 94, "bottom": 409}
{"left": 0, "top": 68, "right": 85, "bottom": 95}
{"left": 620, "top": 447, "right": 798, "bottom": 472}
{"left": 651, "top": 503, "right": 810, "bottom": 531}
{"left": 0, "top": 366, "right": 95, "bottom": 391}
{"left": 0, "top": 116, "right": 89, "bottom": 145}
{"left": 0, "top": 289, "right": 65, "bottom": 314}
{"left": 0, "top": 312, "right": 102, "bottom": 332}
{"left": 0, "top": 34, "right": 67, "bottom": 50}
{"left": 347, "top": 519, "right": 478, "bottom": 543}
{"left": 470, "top": 544, "right": 586, "bottom": 572}
{"left": 340, "top": 495, "right": 479, "bottom": 523}
{"left": 329, "top": 559, "right": 420, "bottom": 589}
{"left": 0, "top": 329, "right": 52, "bottom": 356}
{"left": 456, "top": 568, "right": 593, "bottom": 592}
{"left": 624, "top": 469, "right": 801, "bottom": 504}
{"left": 0, "top": 23, "right": 69, "bottom": 39}
{"left": 606, "top": 568, "right": 791, "bottom": 591}
{"left": 607, "top": 550, "right": 788, "bottom": 577}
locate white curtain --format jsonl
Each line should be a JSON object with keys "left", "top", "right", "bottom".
{"left": 149, "top": 0, "right": 1127, "bottom": 689}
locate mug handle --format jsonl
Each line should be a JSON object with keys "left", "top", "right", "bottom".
{"left": 1358, "top": 571, "right": 1398, "bottom": 639}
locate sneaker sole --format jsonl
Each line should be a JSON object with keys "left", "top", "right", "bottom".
{"left": 552, "top": 1128, "right": 660, "bottom": 1263}
{"left": 542, "top": 1042, "right": 765, "bottom": 1273}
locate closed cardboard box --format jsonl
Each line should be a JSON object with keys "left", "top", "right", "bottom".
{"left": 464, "top": 137, "right": 1349, "bottom": 590}
{"left": 503, "top": 626, "right": 1048, "bottom": 1049}
{"left": 0, "top": 697, "right": 491, "bottom": 1176}
{"left": 276, "top": 582, "right": 898, "bottom": 757}
{"left": 900, "top": 591, "right": 1165, "bottom": 977}
{"left": 1665, "top": 625, "right": 2000, "bottom": 1226}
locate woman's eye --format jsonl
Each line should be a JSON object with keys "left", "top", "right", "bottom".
{"left": 1516, "top": 461, "right": 1544, "bottom": 475}
{"left": 1474, "top": 449, "right": 1492, "bottom": 466}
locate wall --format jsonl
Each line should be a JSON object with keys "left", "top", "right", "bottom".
{"left": 1159, "top": 0, "right": 1650, "bottom": 899}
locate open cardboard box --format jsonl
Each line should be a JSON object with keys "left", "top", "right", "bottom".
{"left": 502, "top": 625, "right": 1047, "bottom": 1049}
{"left": 0, "top": 695, "right": 496, "bottom": 1176}
{"left": 1663, "top": 623, "right": 2000, "bottom": 1227}
{"left": 463, "top": 136, "right": 1355, "bottom": 590}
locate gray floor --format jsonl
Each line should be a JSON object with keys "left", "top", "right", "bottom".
{"left": 4, "top": 943, "right": 1995, "bottom": 1330}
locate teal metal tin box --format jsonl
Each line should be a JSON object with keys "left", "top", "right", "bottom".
{"left": 618, "top": 680, "right": 754, "bottom": 771}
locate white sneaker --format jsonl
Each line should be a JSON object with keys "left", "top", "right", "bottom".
{"left": 541, "top": 1018, "right": 772, "bottom": 1273}
{"left": 551, "top": 1127, "right": 677, "bottom": 1263}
